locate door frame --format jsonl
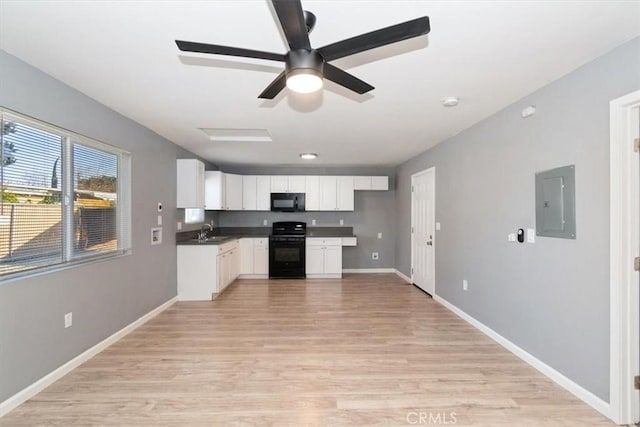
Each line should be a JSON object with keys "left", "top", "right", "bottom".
{"left": 411, "top": 167, "right": 436, "bottom": 295}
{"left": 609, "top": 89, "right": 640, "bottom": 424}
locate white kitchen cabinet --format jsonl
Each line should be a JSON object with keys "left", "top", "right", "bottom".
{"left": 305, "top": 175, "right": 320, "bottom": 211}
{"left": 371, "top": 176, "right": 389, "bottom": 190}
{"left": 242, "top": 176, "right": 257, "bottom": 210}
{"left": 178, "top": 240, "right": 239, "bottom": 301}
{"left": 256, "top": 176, "right": 271, "bottom": 211}
{"left": 239, "top": 237, "right": 269, "bottom": 277}
{"left": 254, "top": 238, "right": 269, "bottom": 275}
{"left": 319, "top": 176, "right": 354, "bottom": 211}
{"left": 239, "top": 238, "right": 254, "bottom": 274}
{"left": 177, "top": 159, "right": 205, "bottom": 208}
{"left": 270, "top": 175, "right": 306, "bottom": 193}
{"left": 288, "top": 176, "right": 306, "bottom": 192}
{"left": 217, "top": 240, "right": 240, "bottom": 290}
{"left": 337, "top": 176, "right": 354, "bottom": 211}
{"left": 205, "top": 171, "right": 224, "bottom": 210}
{"left": 224, "top": 173, "right": 243, "bottom": 210}
{"left": 319, "top": 176, "right": 337, "bottom": 210}
{"left": 243, "top": 176, "right": 270, "bottom": 211}
{"left": 270, "top": 175, "right": 288, "bottom": 192}
{"left": 353, "top": 176, "right": 389, "bottom": 191}
{"left": 353, "top": 176, "right": 372, "bottom": 190}
{"left": 306, "top": 238, "right": 343, "bottom": 278}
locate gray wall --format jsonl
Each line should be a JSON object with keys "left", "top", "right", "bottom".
{"left": 395, "top": 37, "right": 640, "bottom": 402}
{"left": 0, "top": 51, "right": 198, "bottom": 402}
{"left": 219, "top": 166, "right": 396, "bottom": 269}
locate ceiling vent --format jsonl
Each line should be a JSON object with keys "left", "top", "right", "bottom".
{"left": 199, "top": 128, "right": 272, "bottom": 143}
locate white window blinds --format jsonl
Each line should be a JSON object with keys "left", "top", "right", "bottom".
{"left": 0, "top": 110, "right": 131, "bottom": 278}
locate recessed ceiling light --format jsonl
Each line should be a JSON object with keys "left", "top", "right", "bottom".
{"left": 300, "top": 153, "right": 318, "bottom": 160}
{"left": 441, "top": 96, "right": 459, "bottom": 107}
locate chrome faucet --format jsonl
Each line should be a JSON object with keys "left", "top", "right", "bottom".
{"left": 198, "top": 223, "right": 213, "bottom": 241}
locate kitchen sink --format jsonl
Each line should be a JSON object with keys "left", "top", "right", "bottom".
{"left": 190, "top": 236, "right": 228, "bottom": 243}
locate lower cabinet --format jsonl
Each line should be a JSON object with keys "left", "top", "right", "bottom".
{"left": 306, "top": 238, "right": 343, "bottom": 278}
{"left": 217, "top": 243, "right": 239, "bottom": 292}
{"left": 177, "top": 240, "right": 239, "bottom": 301}
{"left": 239, "top": 237, "right": 269, "bottom": 277}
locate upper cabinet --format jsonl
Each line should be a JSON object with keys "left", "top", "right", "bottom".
{"left": 177, "top": 159, "right": 205, "bottom": 208}
{"left": 271, "top": 175, "right": 306, "bottom": 193}
{"left": 242, "top": 175, "right": 271, "bottom": 211}
{"left": 199, "top": 170, "right": 386, "bottom": 211}
{"left": 319, "top": 176, "right": 354, "bottom": 211}
{"left": 205, "top": 171, "right": 242, "bottom": 210}
{"left": 224, "top": 173, "right": 243, "bottom": 210}
{"left": 353, "top": 176, "right": 389, "bottom": 190}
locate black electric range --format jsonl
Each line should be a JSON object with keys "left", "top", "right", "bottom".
{"left": 269, "top": 221, "right": 306, "bottom": 279}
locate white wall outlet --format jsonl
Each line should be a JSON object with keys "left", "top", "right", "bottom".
{"left": 372, "top": 252, "right": 379, "bottom": 260}
{"left": 508, "top": 233, "right": 516, "bottom": 242}
{"left": 340, "top": 219, "right": 344, "bottom": 226}
{"left": 263, "top": 219, "right": 268, "bottom": 226}
{"left": 463, "top": 280, "right": 468, "bottom": 291}
{"left": 64, "top": 312, "right": 73, "bottom": 328}
{"left": 157, "top": 215, "right": 162, "bottom": 226}
{"left": 377, "top": 232, "right": 382, "bottom": 239}
{"left": 312, "top": 219, "right": 317, "bottom": 225}
{"left": 177, "top": 221, "right": 182, "bottom": 231}
{"left": 526, "top": 228, "right": 535, "bottom": 243}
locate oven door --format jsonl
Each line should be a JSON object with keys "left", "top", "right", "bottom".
{"left": 269, "top": 238, "right": 305, "bottom": 278}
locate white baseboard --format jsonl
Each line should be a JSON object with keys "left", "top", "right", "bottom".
{"left": 0, "top": 297, "right": 177, "bottom": 417}
{"left": 433, "top": 295, "right": 612, "bottom": 421}
{"left": 238, "top": 274, "right": 268, "bottom": 279}
{"left": 342, "top": 268, "right": 396, "bottom": 274}
{"left": 394, "top": 269, "right": 412, "bottom": 283}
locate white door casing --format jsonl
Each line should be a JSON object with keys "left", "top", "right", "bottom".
{"left": 610, "top": 90, "right": 640, "bottom": 425}
{"left": 411, "top": 168, "right": 435, "bottom": 295}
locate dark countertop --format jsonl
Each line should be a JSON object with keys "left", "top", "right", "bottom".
{"left": 176, "top": 226, "right": 355, "bottom": 245}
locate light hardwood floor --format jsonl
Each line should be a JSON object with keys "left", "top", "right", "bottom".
{"left": 3, "top": 274, "right": 613, "bottom": 426}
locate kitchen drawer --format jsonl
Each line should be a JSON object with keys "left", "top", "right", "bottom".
{"left": 306, "top": 237, "right": 342, "bottom": 246}
{"left": 218, "top": 239, "right": 239, "bottom": 254}
{"left": 342, "top": 237, "right": 357, "bottom": 246}
{"left": 254, "top": 238, "right": 268, "bottom": 247}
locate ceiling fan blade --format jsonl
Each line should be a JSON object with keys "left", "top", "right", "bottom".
{"left": 272, "top": 0, "right": 311, "bottom": 50}
{"left": 176, "top": 40, "right": 285, "bottom": 62}
{"left": 318, "top": 16, "right": 430, "bottom": 61}
{"left": 258, "top": 71, "right": 287, "bottom": 99}
{"left": 323, "top": 63, "right": 374, "bottom": 94}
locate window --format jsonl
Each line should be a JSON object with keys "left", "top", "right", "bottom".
{"left": 0, "top": 109, "right": 131, "bottom": 278}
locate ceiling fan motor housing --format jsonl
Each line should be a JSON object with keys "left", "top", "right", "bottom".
{"left": 285, "top": 49, "right": 324, "bottom": 79}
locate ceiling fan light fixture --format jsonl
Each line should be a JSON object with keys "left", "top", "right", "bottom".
{"left": 300, "top": 152, "right": 318, "bottom": 160}
{"left": 286, "top": 69, "right": 323, "bottom": 94}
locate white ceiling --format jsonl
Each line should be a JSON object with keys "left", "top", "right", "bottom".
{"left": 1, "top": 1, "right": 639, "bottom": 167}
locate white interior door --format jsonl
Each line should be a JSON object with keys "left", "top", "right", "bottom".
{"left": 411, "top": 168, "right": 435, "bottom": 295}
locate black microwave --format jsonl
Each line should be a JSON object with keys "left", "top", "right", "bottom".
{"left": 271, "top": 193, "right": 305, "bottom": 212}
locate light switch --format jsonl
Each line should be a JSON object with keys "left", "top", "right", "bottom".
{"left": 157, "top": 215, "right": 162, "bottom": 226}
{"left": 436, "top": 222, "right": 441, "bottom": 231}
{"left": 340, "top": 219, "right": 344, "bottom": 226}
{"left": 527, "top": 228, "right": 535, "bottom": 243}
{"left": 312, "top": 219, "right": 317, "bottom": 225}
{"left": 377, "top": 232, "right": 382, "bottom": 239}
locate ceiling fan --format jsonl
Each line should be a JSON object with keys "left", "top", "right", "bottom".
{"left": 175, "top": 0, "right": 430, "bottom": 99}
